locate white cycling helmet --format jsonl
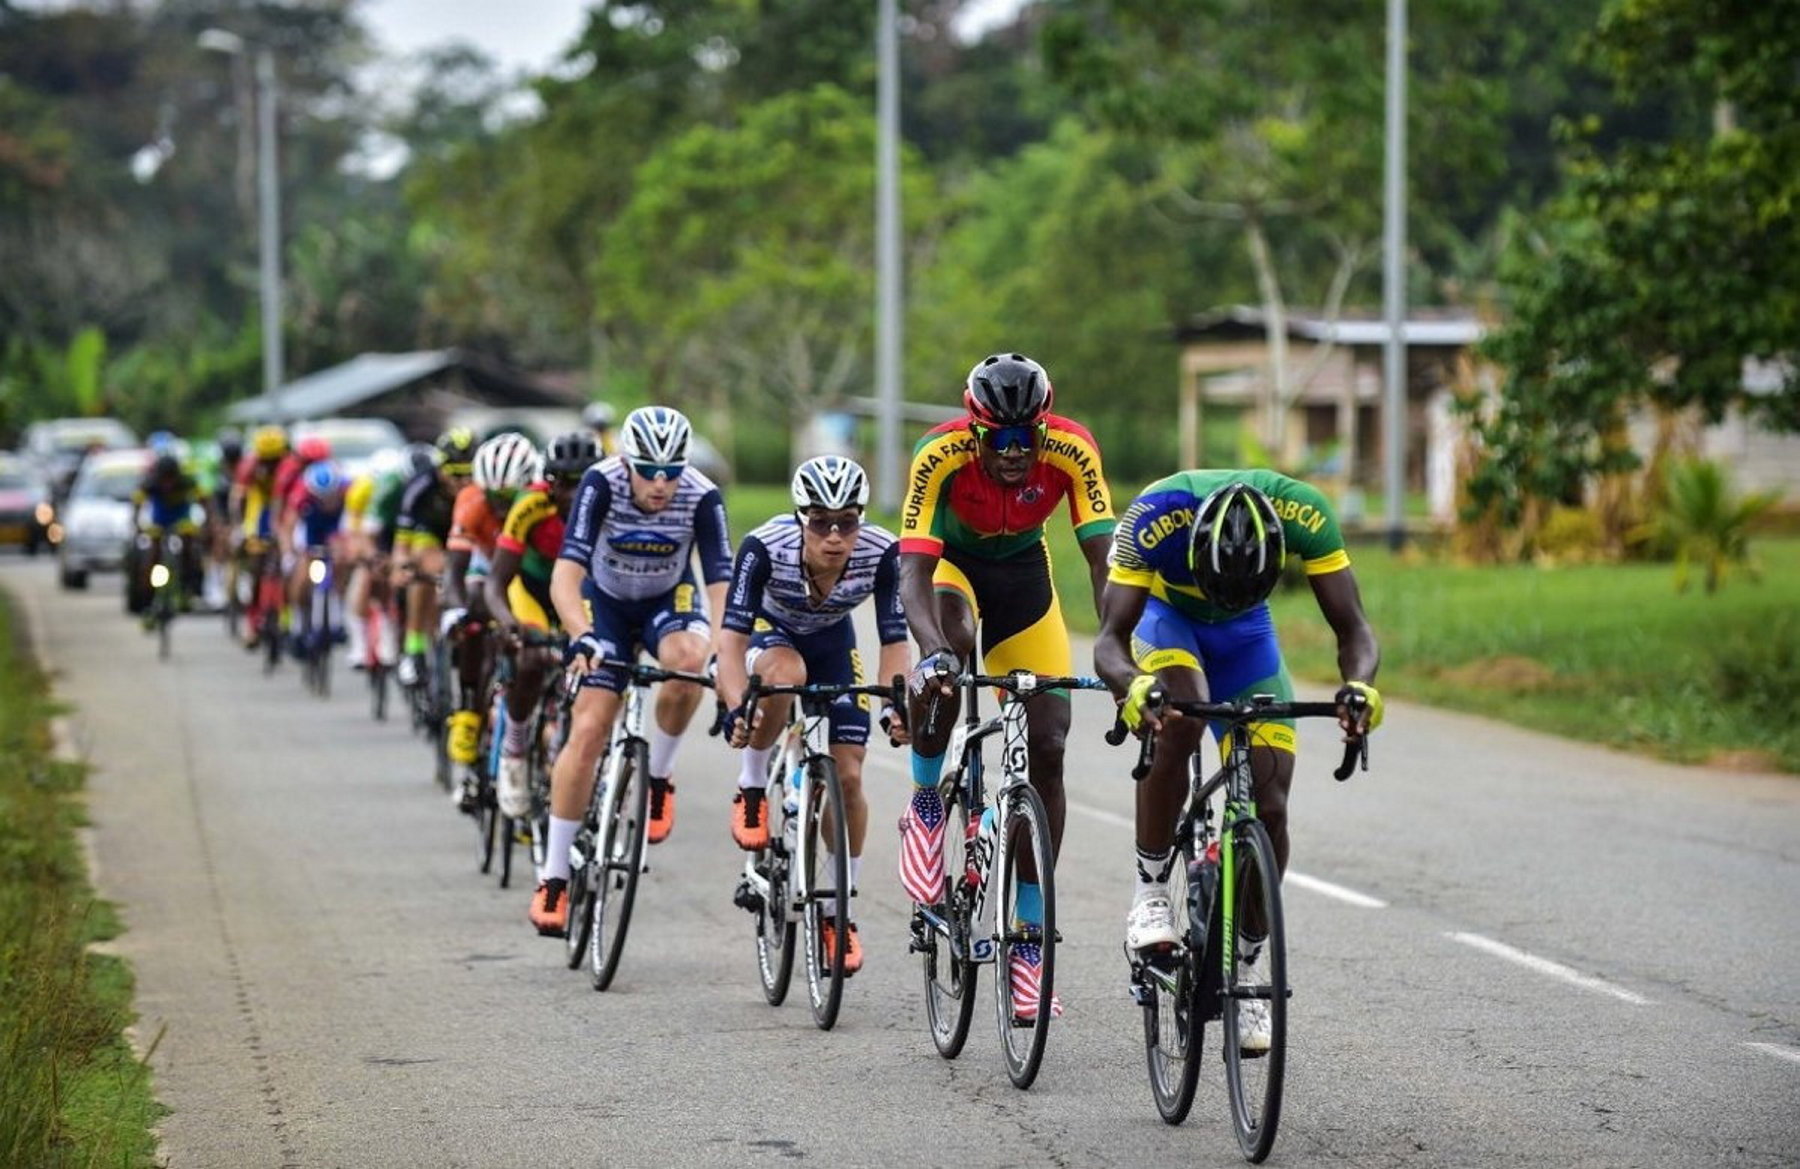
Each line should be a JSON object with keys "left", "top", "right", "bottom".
{"left": 471, "top": 432, "right": 544, "bottom": 492}
{"left": 791, "top": 455, "right": 870, "bottom": 511}
{"left": 619, "top": 406, "right": 692, "bottom": 467}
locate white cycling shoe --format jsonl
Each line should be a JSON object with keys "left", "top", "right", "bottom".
{"left": 497, "top": 755, "right": 532, "bottom": 820}
{"left": 1236, "top": 957, "right": 1273, "bottom": 1054}
{"left": 1125, "top": 891, "right": 1179, "bottom": 951}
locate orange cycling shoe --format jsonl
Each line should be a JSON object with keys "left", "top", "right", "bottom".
{"left": 730, "top": 789, "right": 770, "bottom": 851}
{"left": 529, "top": 878, "right": 568, "bottom": 937}
{"left": 648, "top": 776, "right": 676, "bottom": 844}
{"left": 822, "top": 921, "right": 863, "bottom": 976}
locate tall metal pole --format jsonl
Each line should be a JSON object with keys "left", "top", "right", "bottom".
{"left": 256, "top": 48, "right": 286, "bottom": 416}
{"left": 874, "top": 0, "right": 904, "bottom": 512}
{"left": 1381, "top": 0, "right": 1407, "bottom": 550}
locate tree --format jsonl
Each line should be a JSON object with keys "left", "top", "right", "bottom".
{"left": 1468, "top": 0, "right": 1800, "bottom": 537}
{"left": 598, "top": 84, "right": 937, "bottom": 448}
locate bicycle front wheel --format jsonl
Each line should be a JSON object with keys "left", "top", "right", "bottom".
{"left": 1222, "top": 817, "right": 1288, "bottom": 1163}
{"left": 801, "top": 758, "right": 851, "bottom": 1031}
{"left": 921, "top": 789, "right": 977, "bottom": 1059}
{"left": 993, "top": 784, "right": 1056, "bottom": 1090}
{"left": 589, "top": 741, "right": 649, "bottom": 991}
{"left": 1143, "top": 851, "right": 1204, "bottom": 1123}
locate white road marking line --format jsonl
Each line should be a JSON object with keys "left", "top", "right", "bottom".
{"left": 1285, "top": 872, "right": 1388, "bottom": 908}
{"left": 1447, "top": 931, "right": 1652, "bottom": 1005}
{"left": 866, "top": 751, "right": 1387, "bottom": 907}
{"left": 1745, "top": 1042, "right": 1800, "bottom": 1067}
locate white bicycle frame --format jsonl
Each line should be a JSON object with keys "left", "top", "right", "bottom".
{"left": 943, "top": 673, "right": 1041, "bottom": 965}
{"left": 737, "top": 704, "right": 834, "bottom": 921}
{"left": 572, "top": 667, "right": 653, "bottom": 879}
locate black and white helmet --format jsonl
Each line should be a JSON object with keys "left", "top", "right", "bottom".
{"left": 471, "top": 432, "right": 544, "bottom": 492}
{"left": 1187, "top": 482, "right": 1286, "bottom": 613}
{"left": 545, "top": 430, "right": 600, "bottom": 479}
{"left": 790, "top": 455, "right": 870, "bottom": 511}
{"left": 964, "top": 353, "right": 1054, "bottom": 426}
{"left": 619, "top": 406, "right": 692, "bottom": 466}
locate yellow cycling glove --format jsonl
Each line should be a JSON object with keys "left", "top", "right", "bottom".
{"left": 1335, "top": 681, "right": 1384, "bottom": 731}
{"left": 1121, "top": 673, "right": 1159, "bottom": 732}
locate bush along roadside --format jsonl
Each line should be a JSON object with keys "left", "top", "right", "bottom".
{"left": 0, "top": 589, "right": 163, "bottom": 1168}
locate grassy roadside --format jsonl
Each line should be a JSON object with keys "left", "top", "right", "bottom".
{"left": 728, "top": 481, "right": 1800, "bottom": 773}
{"left": 0, "top": 589, "right": 163, "bottom": 1168}
{"left": 1270, "top": 538, "right": 1800, "bottom": 773}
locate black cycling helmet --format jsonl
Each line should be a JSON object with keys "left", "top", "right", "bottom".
{"left": 545, "top": 430, "right": 600, "bottom": 480}
{"left": 151, "top": 453, "right": 182, "bottom": 479}
{"left": 964, "top": 353, "right": 1054, "bottom": 427}
{"left": 1187, "top": 482, "right": 1286, "bottom": 613}
{"left": 403, "top": 442, "right": 440, "bottom": 480}
{"left": 434, "top": 426, "right": 478, "bottom": 474}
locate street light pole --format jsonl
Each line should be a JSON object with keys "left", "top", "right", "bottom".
{"left": 200, "top": 29, "right": 285, "bottom": 419}
{"left": 874, "top": 0, "right": 903, "bottom": 512}
{"left": 1381, "top": 0, "right": 1408, "bottom": 550}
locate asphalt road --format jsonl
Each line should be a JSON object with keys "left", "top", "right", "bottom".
{"left": 8, "top": 555, "right": 1799, "bottom": 1169}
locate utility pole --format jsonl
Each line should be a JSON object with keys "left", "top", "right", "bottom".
{"left": 1381, "top": 0, "right": 1408, "bottom": 549}
{"left": 874, "top": 0, "right": 904, "bottom": 511}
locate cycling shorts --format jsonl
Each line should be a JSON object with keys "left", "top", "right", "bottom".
{"left": 1130, "top": 597, "right": 1296, "bottom": 754}
{"left": 507, "top": 574, "right": 556, "bottom": 632}
{"left": 576, "top": 575, "right": 709, "bottom": 693}
{"left": 745, "top": 618, "right": 870, "bottom": 747}
{"left": 932, "top": 540, "right": 1071, "bottom": 679}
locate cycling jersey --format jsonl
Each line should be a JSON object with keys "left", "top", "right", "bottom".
{"left": 372, "top": 472, "right": 407, "bottom": 553}
{"left": 395, "top": 471, "right": 455, "bottom": 551}
{"left": 447, "top": 483, "right": 507, "bottom": 559}
{"left": 900, "top": 412, "right": 1115, "bottom": 560}
{"left": 234, "top": 454, "right": 283, "bottom": 540}
{"left": 722, "top": 515, "right": 906, "bottom": 644}
{"left": 497, "top": 481, "right": 564, "bottom": 629}
{"left": 559, "top": 456, "right": 731, "bottom": 602}
{"left": 1108, "top": 469, "right": 1349, "bottom": 624}
{"left": 134, "top": 474, "right": 202, "bottom": 531}
{"left": 290, "top": 491, "right": 345, "bottom": 550}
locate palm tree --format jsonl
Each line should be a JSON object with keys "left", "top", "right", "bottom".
{"left": 1642, "top": 458, "right": 1782, "bottom": 594}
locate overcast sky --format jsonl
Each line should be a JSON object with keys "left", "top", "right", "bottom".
{"left": 360, "top": 0, "right": 1026, "bottom": 74}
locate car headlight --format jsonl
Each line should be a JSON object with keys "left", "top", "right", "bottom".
{"left": 34, "top": 502, "right": 54, "bottom": 525}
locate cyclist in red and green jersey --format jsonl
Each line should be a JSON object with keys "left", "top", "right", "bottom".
{"left": 897, "top": 352, "right": 1116, "bottom": 1022}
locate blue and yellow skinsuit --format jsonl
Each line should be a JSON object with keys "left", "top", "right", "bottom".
{"left": 1108, "top": 468, "right": 1349, "bottom": 754}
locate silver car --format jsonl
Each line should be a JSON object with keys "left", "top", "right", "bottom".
{"left": 58, "top": 448, "right": 150, "bottom": 589}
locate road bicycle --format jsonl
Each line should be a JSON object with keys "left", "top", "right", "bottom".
{"left": 479, "top": 627, "right": 567, "bottom": 889}
{"left": 141, "top": 529, "right": 187, "bottom": 661}
{"left": 294, "top": 545, "right": 337, "bottom": 698}
{"left": 563, "top": 657, "right": 714, "bottom": 991}
{"left": 728, "top": 675, "right": 901, "bottom": 1031}
{"left": 1107, "top": 692, "right": 1367, "bottom": 1162}
{"left": 908, "top": 666, "right": 1110, "bottom": 1089}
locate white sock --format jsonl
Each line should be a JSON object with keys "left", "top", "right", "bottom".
{"left": 544, "top": 816, "right": 580, "bottom": 883}
{"left": 1135, "top": 846, "right": 1175, "bottom": 900}
{"left": 346, "top": 617, "right": 368, "bottom": 662}
{"left": 648, "top": 724, "right": 681, "bottom": 780}
{"left": 738, "top": 743, "right": 773, "bottom": 790}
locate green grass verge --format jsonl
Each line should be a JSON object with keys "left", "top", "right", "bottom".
{"left": 729, "top": 482, "right": 1800, "bottom": 772}
{"left": 0, "top": 590, "right": 163, "bottom": 1168}
{"left": 1269, "top": 538, "right": 1800, "bottom": 773}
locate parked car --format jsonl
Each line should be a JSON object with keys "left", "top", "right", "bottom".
{"left": 0, "top": 453, "right": 56, "bottom": 554}
{"left": 289, "top": 417, "right": 406, "bottom": 482}
{"left": 58, "top": 448, "right": 150, "bottom": 590}
{"left": 21, "top": 417, "right": 139, "bottom": 502}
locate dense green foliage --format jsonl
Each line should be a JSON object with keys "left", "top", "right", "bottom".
{"left": 0, "top": 594, "right": 162, "bottom": 1165}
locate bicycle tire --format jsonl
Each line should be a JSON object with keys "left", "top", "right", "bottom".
{"left": 370, "top": 663, "right": 388, "bottom": 722}
{"left": 497, "top": 808, "right": 515, "bottom": 889}
{"left": 476, "top": 779, "right": 499, "bottom": 875}
{"left": 922, "top": 788, "right": 978, "bottom": 1059}
{"left": 1142, "top": 853, "right": 1204, "bottom": 1123}
{"left": 994, "top": 783, "right": 1057, "bottom": 1090}
{"left": 801, "top": 758, "right": 851, "bottom": 1031}
{"left": 589, "top": 740, "right": 649, "bottom": 991}
{"left": 157, "top": 597, "right": 172, "bottom": 661}
{"left": 1222, "top": 818, "right": 1288, "bottom": 1163}
{"left": 753, "top": 764, "right": 796, "bottom": 1005}
{"left": 563, "top": 823, "right": 596, "bottom": 967}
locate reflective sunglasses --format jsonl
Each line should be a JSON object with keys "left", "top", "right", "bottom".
{"left": 798, "top": 509, "right": 862, "bottom": 536}
{"left": 970, "top": 420, "right": 1046, "bottom": 453}
{"left": 631, "top": 459, "right": 685, "bottom": 481}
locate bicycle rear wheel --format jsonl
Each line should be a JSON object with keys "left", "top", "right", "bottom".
{"left": 921, "top": 788, "right": 977, "bottom": 1058}
{"left": 994, "top": 784, "right": 1056, "bottom": 1090}
{"left": 589, "top": 740, "right": 649, "bottom": 991}
{"left": 752, "top": 780, "right": 797, "bottom": 1006}
{"left": 564, "top": 818, "right": 596, "bottom": 967}
{"left": 1222, "top": 818, "right": 1288, "bottom": 1163}
{"left": 1142, "top": 853, "right": 1204, "bottom": 1123}
{"left": 801, "top": 759, "right": 851, "bottom": 1031}
{"left": 475, "top": 774, "right": 499, "bottom": 874}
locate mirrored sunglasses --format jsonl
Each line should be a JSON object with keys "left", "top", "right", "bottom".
{"left": 970, "top": 420, "right": 1045, "bottom": 453}
{"left": 631, "top": 460, "right": 685, "bottom": 481}
{"left": 799, "top": 510, "right": 862, "bottom": 536}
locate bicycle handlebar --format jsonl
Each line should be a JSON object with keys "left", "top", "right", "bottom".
{"left": 1103, "top": 691, "right": 1370, "bottom": 782}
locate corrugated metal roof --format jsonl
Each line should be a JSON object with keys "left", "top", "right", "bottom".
{"left": 226, "top": 350, "right": 459, "bottom": 422}
{"left": 1175, "top": 305, "right": 1486, "bottom": 347}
